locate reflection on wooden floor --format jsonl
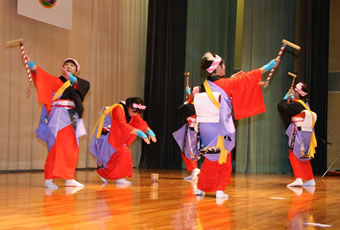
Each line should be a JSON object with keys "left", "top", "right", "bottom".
{"left": 0, "top": 169, "right": 339, "bottom": 229}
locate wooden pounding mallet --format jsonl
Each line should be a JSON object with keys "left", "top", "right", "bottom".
{"left": 264, "top": 39, "right": 301, "bottom": 87}
{"left": 6, "top": 38, "right": 33, "bottom": 96}
{"left": 287, "top": 72, "right": 297, "bottom": 103}
{"left": 184, "top": 72, "right": 190, "bottom": 102}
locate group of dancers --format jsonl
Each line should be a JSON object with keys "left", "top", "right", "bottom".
{"left": 173, "top": 52, "right": 317, "bottom": 199}
{"left": 25, "top": 50, "right": 317, "bottom": 199}
{"left": 26, "top": 54, "right": 156, "bottom": 189}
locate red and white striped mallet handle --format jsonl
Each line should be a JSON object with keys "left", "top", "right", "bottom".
{"left": 19, "top": 42, "right": 33, "bottom": 84}
{"left": 264, "top": 39, "right": 301, "bottom": 87}
{"left": 287, "top": 72, "right": 297, "bottom": 103}
{"left": 6, "top": 38, "right": 32, "bottom": 83}
{"left": 264, "top": 43, "right": 286, "bottom": 87}
{"left": 6, "top": 38, "right": 33, "bottom": 96}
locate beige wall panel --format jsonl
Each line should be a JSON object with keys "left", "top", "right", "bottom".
{"left": 12, "top": 11, "right": 38, "bottom": 170}
{"left": 0, "top": 0, "right": 11, "bottom": 170}
{"left": 327, "top": 92, "right": 340, "bottom": 170}
{"left": 0, "top": 0, "right": 149, "bottom": 171}
{"left": 3, "top": 0, "right": 37, "bottom": 170}
{"left": 86, "top": 0, "right": 120, "bottom": 168}
{"left": 70, "top": 0, "right": 93, "bottom": 169}
{"left": 118, "top": 0, "right": 149, "bottom": 167}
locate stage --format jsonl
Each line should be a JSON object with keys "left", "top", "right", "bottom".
{"left": 0, "top": 169, "right": 339, "bottom": 229}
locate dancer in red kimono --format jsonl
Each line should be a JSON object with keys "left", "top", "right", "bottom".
{"left": 90, "top": 97, "right": 157, "bottom": 184}
{"left": 27, "top": 56, "right": 90, "bottom": 189}
{"left": 194, "top": 51, "right": 279, "bottom": 199}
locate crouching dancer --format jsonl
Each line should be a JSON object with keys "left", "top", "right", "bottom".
{"left": 90, "top": 97, "right": 157, "bottom": 184}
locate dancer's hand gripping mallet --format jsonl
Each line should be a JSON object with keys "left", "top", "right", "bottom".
{"left": 264, "top": 39, "right": 301, "bottom": 87}
{"left": 287, "top": 72, "right": 297, "bottom": 103}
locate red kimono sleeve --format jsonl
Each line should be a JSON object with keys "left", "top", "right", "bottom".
{"left": 130, "top": 115, "right": 149, "bottom": 132}
{"left": 108, "top": 106, "right": 135, "bottom": 150}
{"left": 32, "top": 66, "right": 63, "bottom": 111}
{"left": 126, "top": 115, "right": 150, "bottom": 145}
{"left": 214, "top": 69, "right": 265, "bottom": 120}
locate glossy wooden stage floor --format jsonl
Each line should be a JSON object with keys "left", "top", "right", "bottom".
{"left": 0, "top": 170, "right": 339, "bottom": 230}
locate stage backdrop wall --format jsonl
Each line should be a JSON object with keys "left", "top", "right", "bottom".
{"left": 0, "top": 0, "right": 149, "bottom": 171}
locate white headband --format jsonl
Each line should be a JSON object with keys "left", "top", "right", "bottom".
{"left": 295, "top": 82, "right": 308, "bottom": 97}
{"left": 132, "top": 103, "right": 146, "bottom": 110}
{"left": 206, "top": 55, "right": 222, "bottom": 73}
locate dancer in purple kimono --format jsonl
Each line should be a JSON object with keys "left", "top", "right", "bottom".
{"left": 278, "top": 82, "right": 317, "bottom": 187}
{"left": 194, "top": 51, "right": 279, "bottom": 199}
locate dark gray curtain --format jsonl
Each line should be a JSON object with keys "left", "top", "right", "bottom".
{"left": 296, "top": 0, "right": 329, "bottom": 174}
{"left": 185, "top": 0, "right": 237, "bottom": 87}
{"left": 140, "top": 0, "right": 188, "bottom": 169}
{"left": 236, "top": 0, "right": 297, "bottom": 173}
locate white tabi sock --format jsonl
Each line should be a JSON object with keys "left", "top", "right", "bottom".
{"left": 97, "top": 173, "right": 108, "bottom": 183}
{"left": 216, "top": 190, "right": 229, "bottom": 199}
{"left": 65, "top": 179, "right": 84, "bottom": 187}
{"left": 195, "top": 188, "right": 205, "bottom": 196}
{"left": 45, "top": 179, "right": 58, "bottom": 189}
{"left": 303, "top": 179, "right": 316, "bottom": 186}
{"left": 287, "top": 178, "right": 303, "bottom": 187}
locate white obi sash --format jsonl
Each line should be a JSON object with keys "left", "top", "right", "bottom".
{"left": 291, "top": 110, "right": 317, "bottom": 132}
{"left": 194, "top": 92, "right": 220, "bottom": 123}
